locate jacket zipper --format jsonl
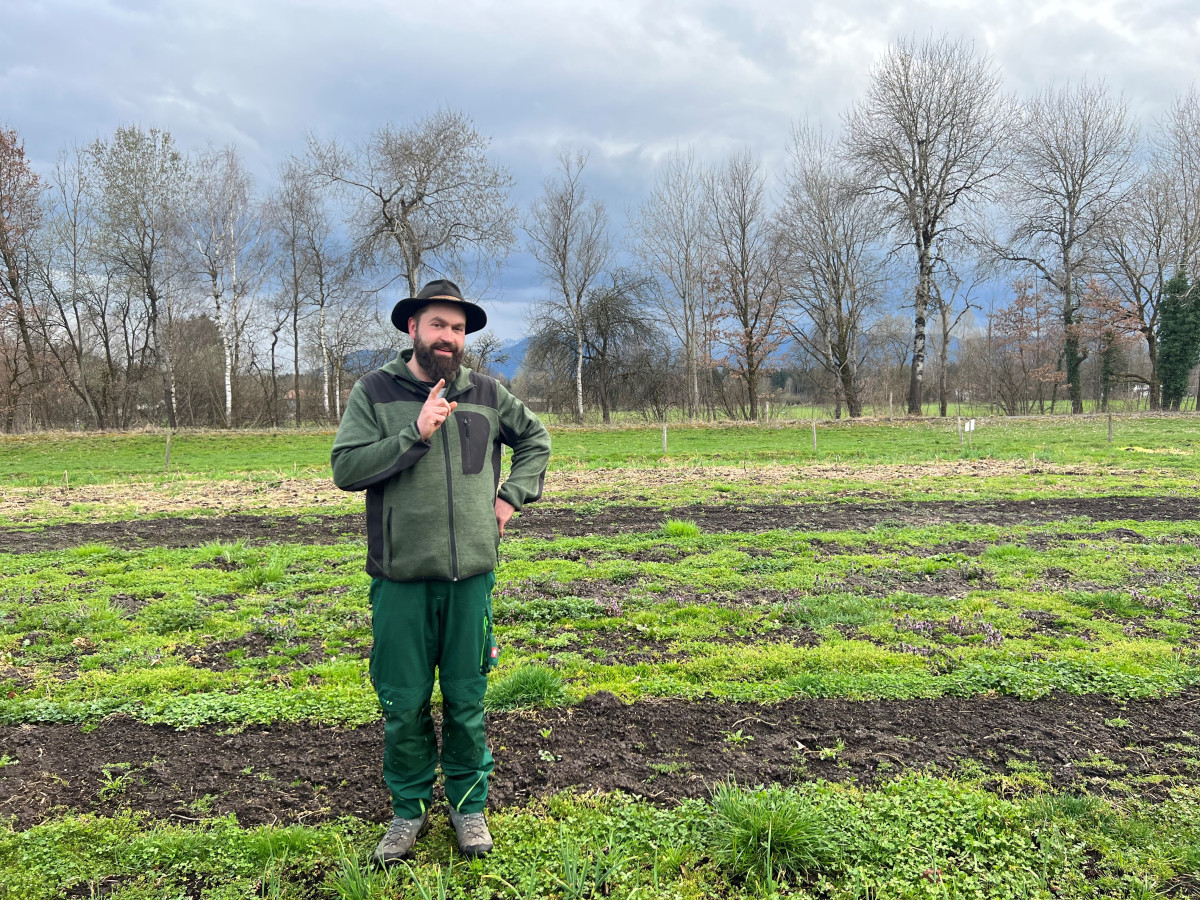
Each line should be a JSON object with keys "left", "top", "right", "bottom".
{"left": 441, "top": 403, "right": 459, "bottom": 581}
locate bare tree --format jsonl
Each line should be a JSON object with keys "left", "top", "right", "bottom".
{"left": 1101, "top": 89, "right": 1200, "bottom": 409}
{"left": 779, "top": 124, "right": 889, "bottom": 418}
{"left": 463, "top": 329, "right": 509, "bottom": 378}
{"left": 845, "top": 34, "right": 1010, "bottom": 414}
{"left": 1002, "top": 80, "right": 1137, "bottom": 413}
{"left": 190, "top": 145, "right": 269, "bottom": 427}
{"left": 301, "top": 203, "right": 354, "bottom": 423}
{"left": 0, "top": 124, "right": 46, "bottom": 427}
{"left": 324, "top": 288, "right": 378, "bottom": 422}
{"left": 266, "top": 158, "right": 317, "bottom": 425}
{"left": 525, "top": 270, "right": 659, "bottom": 422}
{"left": 307, "top": 109, "right": 516, "bottom": 297}
{"left": 1101, "top": 165, "right": 1175, "bottom": 407}
{"left": 88, "top": 125, "right": 190, "bottom": 428}
{"left": 1157, "top": 87, "right": 1200, "bottom": 273}
{"left": 705, "top": 149, "right": 787, "bottom": 421}
{"left": 27, "top": 147, "right": 114, "bottom": 428}
{"left": 630, "top": 146, "right": 711, "bottom": 417}
{"left": 526, "top": 150, "right": 611, "bottom": 421}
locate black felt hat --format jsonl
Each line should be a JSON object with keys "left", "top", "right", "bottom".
{"left": 390, "top": 279, "right": 487, "bottom": 334}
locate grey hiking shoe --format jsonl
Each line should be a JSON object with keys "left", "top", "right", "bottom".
{"left": 448, "top": 808, "right": 493, "bottom": 858}
{"left": 372, "top": 813, "right": 428, "bottom": 867}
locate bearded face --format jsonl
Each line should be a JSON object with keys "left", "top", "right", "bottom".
{"left": 412, "top": 330, "right": 463, "bottom": 383}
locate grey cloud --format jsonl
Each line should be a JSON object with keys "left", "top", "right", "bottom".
{"left": 6, "top": 0, "right": 1200, "bottom": 338}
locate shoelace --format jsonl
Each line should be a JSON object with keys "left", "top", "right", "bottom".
{"left": 456, "top": 813, "right": 490, "bottom": 842}
{"left": 383, "top": 818, "right": 421, "bottom": 846}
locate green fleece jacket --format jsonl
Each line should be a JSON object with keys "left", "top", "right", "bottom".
{"left": 331, "top": 351, "right": 550, "bottom": 582}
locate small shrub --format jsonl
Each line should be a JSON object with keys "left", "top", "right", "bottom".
{"left": 709, "top": 781, "right": 841, "bottom": 888}
{"left": 660, "top": 519, "right": 701, "bottom": 539}
{"left": 485, "top": 664, "right": 566, "bottom": 710}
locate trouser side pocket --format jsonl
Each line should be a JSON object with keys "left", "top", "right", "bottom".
{"left": 480, "top": 601, "right": 498, "bottom": 675}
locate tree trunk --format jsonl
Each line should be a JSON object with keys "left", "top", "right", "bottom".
{"left": 319, "top": 306, "right": 330, "bottom": 421}
{"left": 686, "top": 330, "right": 699, "bottom": 420}
{"left": 746, "top": 352, "right": 759, "bottom": 420}
{"left": 146, "top": 284, "right": 177, "bottom": 429}
{"left": 908, "top": 245, "right": 933, "bottom": 415}
{"left": 292, "top": 307, "right": 301, "bottom": 426}
{"left": 573, "top": 323, "right": 585, "bottom": 422}
{"left": 1145, "top": 328, "right": 1161, "bottom": 410}
{"left": 268, "top": 332, "right": 280, "bottom": 428}
{"left": 939, "top": 304, "right": 950, "bottom": 418}
{"left": 210, "top": 284, "right": 233, "bottom": 429}
{"left": 1063, "top": 285, "right": 1084, "bottom": 413}
{"left": 333, "top": 358, "right": 342, "bottom": 423}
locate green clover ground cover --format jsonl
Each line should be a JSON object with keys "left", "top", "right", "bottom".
{"left": 3, "top": 419, "right": 1200, "bottom": 897}
{"left": 5, "top": 779, "right": 1200, "bottom": 898}
{"left": 4, "top": 519, "right": 1200, "bottom": 727}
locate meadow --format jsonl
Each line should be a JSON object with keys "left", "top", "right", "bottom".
{"left": 2, "top": 415, "right": 1200, "bottom": 898}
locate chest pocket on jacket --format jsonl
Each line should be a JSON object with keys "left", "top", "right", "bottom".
{"left": 456, "top": 411, "right": 491, "bottom": 475}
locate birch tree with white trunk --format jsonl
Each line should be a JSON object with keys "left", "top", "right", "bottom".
{"left": 630, "top": 147, "right": 712, "bottom": 419}
{"left": 526, "top": 150, "right": 611, "bottom": 422}
{"left": 845, "top": 34, "right": 1010, "bottom": 415}
{"left": 190, "top": 145, "right": 268, "bottom": 428}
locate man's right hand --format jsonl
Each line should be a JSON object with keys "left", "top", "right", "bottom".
{"left": 417, "top": 379, "right": 458, "bottom": 441}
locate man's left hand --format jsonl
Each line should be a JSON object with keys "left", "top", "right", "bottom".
{"left": 495, "top": 497, "right": 516, "bottom": 537}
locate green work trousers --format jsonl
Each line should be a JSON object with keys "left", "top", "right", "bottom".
{"left": 369, "top": 571, "right": 497, "bottom": 819}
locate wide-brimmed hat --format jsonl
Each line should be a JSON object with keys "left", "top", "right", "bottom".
{"left": 390, "top": 279, "right": 487, "bottom": 334}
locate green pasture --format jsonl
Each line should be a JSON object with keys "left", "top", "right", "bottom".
{"left": 0, "top": 413, "right": 1198, "bottom": 486}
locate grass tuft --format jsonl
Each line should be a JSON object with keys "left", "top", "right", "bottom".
{"left": 709, "top": 780, "right": 841, "bottom": 888}
{"left": 485, "top": 664, "right": 567, "bottom": 710}
{"left": 660, "top": 518, "right": 702, "bottom": 539}
{"left": 235, "top": 552, "right": 289, "bottom": 591}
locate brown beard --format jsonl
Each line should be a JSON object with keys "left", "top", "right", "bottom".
{"left": 413, "top": 333, "right": 463, "bottom": 383}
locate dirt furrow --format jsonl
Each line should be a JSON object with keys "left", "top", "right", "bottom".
{"left": 3, "top": 690, "right": 1198, "bottom": 829}
{"left": 1, "top": 495, "right": 1197, "bottom": 553}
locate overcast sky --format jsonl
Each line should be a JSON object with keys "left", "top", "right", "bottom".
{"left": 5, "top": 0, "right": 1199, "bottom": 340}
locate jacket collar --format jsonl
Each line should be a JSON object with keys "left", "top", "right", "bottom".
{"left": 383, "top": 349, "right": 473, "bottom": 398}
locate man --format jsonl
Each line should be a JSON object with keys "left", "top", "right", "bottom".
{"left": 331, "top": 279, "right": 550, "bottom": 865}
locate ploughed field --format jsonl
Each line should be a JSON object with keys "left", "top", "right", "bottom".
{"left": 3, "top": 418, "right": 1200, "bottom": 898}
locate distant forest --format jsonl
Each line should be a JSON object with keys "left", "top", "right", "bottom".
{"left": 2, "top": 34, "right": 1200, "bottom": 430}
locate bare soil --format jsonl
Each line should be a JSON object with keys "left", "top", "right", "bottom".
{"left": 1, "top": 495, "right": 1196, "bottom": 553}
{"left": 4, "top": 690, "right": 1200, "bottom": 829}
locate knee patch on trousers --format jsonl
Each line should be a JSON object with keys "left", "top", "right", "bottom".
{"left": 375, "top": 679, "right": 435, "bottom": 713}
{"left": 439, "top": 674, "right": 488, "bottom": 704}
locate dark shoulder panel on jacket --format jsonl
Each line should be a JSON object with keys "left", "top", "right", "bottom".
{"left": 359, "top": 369, "right": 425, "bottom": 405}
{"left": 466, "top": 370, "right": 499, "bottom": 410}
